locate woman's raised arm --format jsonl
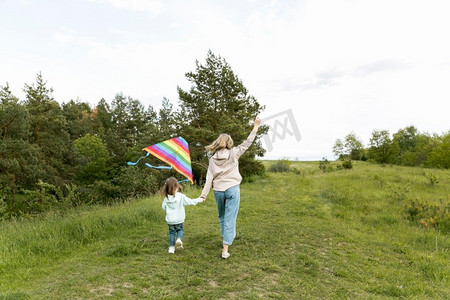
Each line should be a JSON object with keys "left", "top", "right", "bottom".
{"left": 234, "top": 116, "right": 261, "bottom": 158}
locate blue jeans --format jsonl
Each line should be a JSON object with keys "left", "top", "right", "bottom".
{"left": 214, "top": 185, "right": 240, "bottom": 245}
{"left": 168, "top": 223, "right": 183, "bottom": 246}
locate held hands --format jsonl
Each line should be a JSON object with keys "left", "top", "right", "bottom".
{"left": 200, "top": 197, "right": 206, "bottom": 202}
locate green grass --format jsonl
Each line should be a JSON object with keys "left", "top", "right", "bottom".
{"left": 1, "top": 162, "right": 449, "bottom": 299}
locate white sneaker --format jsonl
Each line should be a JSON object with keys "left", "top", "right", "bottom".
{"left": 168, "top": 246, "right": 175, "bottom": 254}
{"left": 222, "top": 251, "right": 230, "bottom": 259}
{"left": 176, "top": 238, "right": 183, "bottom": 249}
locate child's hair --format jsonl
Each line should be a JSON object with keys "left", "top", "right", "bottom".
{"left": 205, "top": 133, "right": 233, "bottom": 154}
{"left": 162, "top": 177, "right": 182, "bottom": 198}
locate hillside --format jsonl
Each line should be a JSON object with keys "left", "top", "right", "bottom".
{"left": 1, "top": 161, "right": 449, "bottom": 299}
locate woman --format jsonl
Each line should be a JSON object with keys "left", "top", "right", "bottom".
{"left": 201, "top": 116, "right": 261, "bottom": 259}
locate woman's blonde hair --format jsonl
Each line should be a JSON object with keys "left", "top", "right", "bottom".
{"left": 205, "top": 133, "right": 233, "bottom": 154}
{"left": 162, "top": 177, "right": 182, "bottom": 198}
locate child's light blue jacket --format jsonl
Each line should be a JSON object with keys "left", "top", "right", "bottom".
{"left": 162, "top": 192, "right": 202, "bottom": 225}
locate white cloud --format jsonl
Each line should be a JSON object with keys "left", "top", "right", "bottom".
{"left": 353, "top": 59, "right": 410, "bottom": 77}
{"left": 53, "top": 27, "right": 98, "bottom": 47}
{"left": 89, "top": 0, "right": 164, "bottom": 14}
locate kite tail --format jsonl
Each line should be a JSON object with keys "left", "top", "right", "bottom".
{"left": 144, "top": 163, "right": 172, "bottom": 170}
{"left": 144, "top": 163, "right": 187, "bottom": 183}
{"left": 128, "top": 154, "right": 172, "bottom": 170}
{"left": 127, "top": 152, "right": 150, "bottom": 166}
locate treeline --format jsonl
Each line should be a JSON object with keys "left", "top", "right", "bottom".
{"left": 0, "top": 51, "right": 266, "bottom": 218}
{"left": 333, "top": 127, "right": 449, "bottom": 168}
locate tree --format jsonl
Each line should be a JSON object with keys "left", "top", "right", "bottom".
{"left": 427, "top": 132, "right": 450, "bottom": 168}
{"left": 95, "top": 98, "right": 112, "bottom": 136}
{"left": 176, "top": 51, "right": 267, "bottom": 182}
{"left": 332, "top": 138, "right": 344, "bottom": 159}
{"left": 103, "top": 94, "right": 151, "bottom": 161}
{"left": 157, "top": 97, "right": 176, "bottom": 140}
{"left": 392, "top": 126, "right": 419, "bottom": 166}
{"left": 73, "top": 134, "right": 111, "bottom": 184}
{"left": 414, "top": 133, "right": 434, "bottom": 166}
{"left": 128, "top": 104, "right": 158, "bottom": 150}
{"left": 62, "top": 99, "right": 102, "bottom": 140}
{"left": 0, "top": 84, "right": 44, "bottom": 212}
{"left": 332, "top": 132, "right": 364, "bottom": 160}
{"left": 125, "top": 96, "right": 148, "bottom": 146}
{"left": 393, "top": 126, "right": 418, "bottom": 152}
{"left": 107, "top": 93, "right": 129, "bottom": 159}
{"left": 1, "top": 84, "right": 28, "bottom": 140}
{"left": 367, "top": 129, "right": 395, "bottom": 163}
{"left": 344, "top": 132, "right": 364, "bottom": 160}
{"left": 23, "top": 73, "right": 71, "bottom": 185}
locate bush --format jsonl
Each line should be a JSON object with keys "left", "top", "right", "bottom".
{"left": 268, "top": 160, "right": 290, "bottom": 173}
{"left": 238, "top": 156, "right": 266, "bottom": 178}
{"left": 406, "top": 199, "right": 450, "bottom": 233}
{"left": 388, "top": 184, "right": 410, "bottom": 202}
{"left": 371, "top": 174, "right": 386, "bottom": 189}
{"left": 88, "top": 181, "right": 122, "bottom": 205}
{"left": 64, "top": 184, "right": 85, "bottom": 207}
{"left": 112, "top": 166, "right": 161, "bottom": 199}
{"left": 20, "top": 181, "right": 67, "bottom": 215}
{"left": 319, "top": 157, "right": 333, "bottom": 173}
{"left": 342, "top": 159, "right": 353, "bottom": 169}
{"left": 424, "top": 172, "right": 439, "bottom": 186}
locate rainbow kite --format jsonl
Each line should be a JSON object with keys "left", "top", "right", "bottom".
{"left": 127, "top": 137, "right": 193, "bottom": 184}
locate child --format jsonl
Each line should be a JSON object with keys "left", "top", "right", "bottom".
{"left": 161, "top": 177, "right": 204, "bottom": 254}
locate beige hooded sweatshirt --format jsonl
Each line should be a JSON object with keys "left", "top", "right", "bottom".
{"left": 200, "top": 129, "right": 257, "bottom": 198}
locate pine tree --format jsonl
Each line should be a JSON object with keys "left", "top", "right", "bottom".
{"left": 157, "top": 97, "right": 176, "bottom": 140}
{"left": 0, "top": 84, "right": 44, "bottom": 213}
{"left": 103, "top": 94, "right": 149, "bottom": 160}
{"left": 62, "top": 99, "right": 102, "bottom": 140}
{"left": 176, "top": 50, "right": 267, "bottom": 182}
{"left": 23, "top": 73, "right": 72, "bottom": 186}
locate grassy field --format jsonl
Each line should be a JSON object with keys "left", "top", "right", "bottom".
{"left": 0, "top": 161, "right": 449, "bottom": 299}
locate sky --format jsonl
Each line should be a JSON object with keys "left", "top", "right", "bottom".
{"left": 1, "top": 0, "right": 449, "bottom": 160}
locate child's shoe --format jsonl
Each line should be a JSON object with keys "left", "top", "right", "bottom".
{"left": 176, "top": 238, "right": 183, "bottom": 249}
{"left": 221, "top": 251, "right": 230, "bottom": 259}
{"left": 168, "top": 246, "right": 175, "bottom": 254}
